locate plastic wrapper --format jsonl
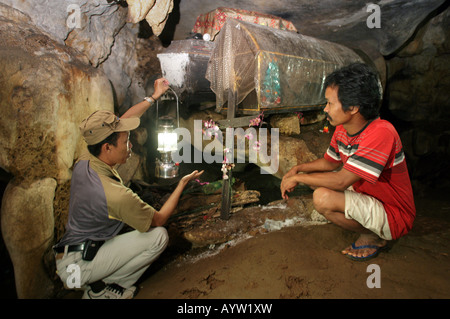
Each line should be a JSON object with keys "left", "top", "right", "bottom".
{"left": 157, "top": 39, "right": 216, "bottom": 106}
{"left": 206, "top": 19, "right": 364, "bottom": 115}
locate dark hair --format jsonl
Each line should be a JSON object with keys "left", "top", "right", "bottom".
{"left": 324, "top": 63, "right": 382, "bottom": 120}
{"left": 87, "top": 132, "right": 120, "bottom": 157}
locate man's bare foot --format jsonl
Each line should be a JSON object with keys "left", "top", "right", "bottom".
{"left": 342, "top": 233, "right": 387, "bottom": 260}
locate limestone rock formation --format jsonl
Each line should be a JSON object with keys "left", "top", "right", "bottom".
{"left": 270, "top": 114, "right": 301, "bottom": 136}
{"left": 0, "top": 4, "right": 113, "bottom": 184}
{"left": 385, "top": 6, "right": 450, "bottom": 191}
{"left": 127, "top": 0, "right": 174, "bottom": 36}
{"left": 0, "top": 4, "right": 114, "bottom": 298}
{"left": 0, "top": 1, "right": 169, "bottom": 298}
{"left": 1, "top": 178, "right": 57, "bottom": 298}
{"left": 0, "top": 0, "right": 160, "bottom": 115}
{"left": 127, "top": 0, "right": 157, "bottom": 23}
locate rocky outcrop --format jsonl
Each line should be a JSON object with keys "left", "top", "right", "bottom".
{"left": 1, "top": 178, "right": 57, "bottom": 298}
{"left": 127, "top": 0, "right": 174, "bottom": 36}
{"left": 386, "top": 7, "right": 450, "bottom": 123}
{"left": 0, "top": 0, "right": 162, "bottom": 114}
{"left": 0, "top": 3, "right": 114, "bottom": 298}
{"left": 177, "top": 0, "right": 447, "bottom": 59}
{"left": 385, "top": 5, "right": 450, "bottom": 192}
{"left": 270, "top": 114, "right": 301, "bottom": 136}
{"left": 0, "top": 1, "right": 169, "bottom": 298}
{"left": 0, "top": 5, "right": 113, "bottom": 183}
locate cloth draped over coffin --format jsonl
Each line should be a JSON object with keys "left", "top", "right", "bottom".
{"left": 192, "top": 7, "right": 297, "bottom": 41}
{"left": 205, "top": 19, "right": 364, "bottom": 115}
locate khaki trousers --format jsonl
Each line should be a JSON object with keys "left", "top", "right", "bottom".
{"left": 56, "top": 227, "right": 168, "bottom": 290}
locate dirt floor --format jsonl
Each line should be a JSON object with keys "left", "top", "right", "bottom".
{"left": 133, "top": 186, "right": 450, "bottom": 300}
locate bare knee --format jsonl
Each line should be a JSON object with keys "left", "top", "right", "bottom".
{"left": 313, "top": 187, "right": 346, "bottom": 221}
{"left": 313, "top": 187, "right": 334, "bottom": 215}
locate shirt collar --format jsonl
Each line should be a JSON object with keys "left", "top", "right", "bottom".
{"left": 88, "top": 153, "right": 123, "bottom": 183}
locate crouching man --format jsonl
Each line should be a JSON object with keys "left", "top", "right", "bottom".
{"left": 54, "top": 78, "right": 203, "bottom": 298}
{"left": 281, "top": 63, "right": 415, "bottom": 261}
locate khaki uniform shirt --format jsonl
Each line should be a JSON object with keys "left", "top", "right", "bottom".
{"left": 56, "top": 153, "right": 155, "bottom": 247}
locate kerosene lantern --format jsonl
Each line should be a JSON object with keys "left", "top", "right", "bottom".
{"left": 155, "top": 115, "right": 179, "bottom": 179}
{"left": 154, "top": 86, "right": 180, "bottom": 179}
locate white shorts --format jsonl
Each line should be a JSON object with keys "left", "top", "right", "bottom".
{"left": 344, "top": 188, "right": 392, "bottom": 240}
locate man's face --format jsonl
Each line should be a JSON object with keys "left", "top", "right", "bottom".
{"left": 109, "top": 131, "right": 132, "bottom": 165}
{"left": 323, "top": 86, "right": 352, "bottom": 127}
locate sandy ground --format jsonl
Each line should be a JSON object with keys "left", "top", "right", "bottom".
{"left": 134, "top": 191, "right": 450, "bottom": 301}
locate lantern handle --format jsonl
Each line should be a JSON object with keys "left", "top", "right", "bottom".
{"left": 156, "top": 86, "right": 179, "bottom": 129}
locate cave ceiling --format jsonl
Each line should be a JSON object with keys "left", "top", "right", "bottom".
{"left": 164, "top": 0, "right": 447, "bottom": 58}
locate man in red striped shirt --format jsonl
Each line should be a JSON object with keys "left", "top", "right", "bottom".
{"left": 281, "top": 63, "right": 415, "bottom": 261}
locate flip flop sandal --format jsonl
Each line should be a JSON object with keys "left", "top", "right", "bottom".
{"left": 344, "top": 243, "right": 389, "bottom": 262}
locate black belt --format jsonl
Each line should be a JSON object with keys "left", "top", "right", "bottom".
{"left": 53, "top": 243, "right": 85, "bottom": 254}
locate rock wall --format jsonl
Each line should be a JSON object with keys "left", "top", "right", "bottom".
{"left": 0, "top": 0, "right": 167, "bottom": 112}
{"left": 0, "top": 8, "right": 113, "bottom": 183}
{"left": 385, "top": 5, "right": 450, "bottom": 193}
{"left": 1, "top": 178, "right": 57, "bottom": 298}
{"left": 0, "top": 3, "right": 115, "bottom": 298}
{"left": 0, "top": 0, "right": 167, "bottom": 298}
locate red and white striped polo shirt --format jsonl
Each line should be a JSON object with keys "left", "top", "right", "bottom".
{"left": 324, "top": 118, "right": 416, "bottom": 239}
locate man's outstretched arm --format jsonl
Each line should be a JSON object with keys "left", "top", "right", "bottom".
{"left": 151, "top": 170, "right": 204, "bottom": 227}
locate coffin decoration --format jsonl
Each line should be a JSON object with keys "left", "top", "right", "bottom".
{"left": 192, "top": 7, "right": 297, "bottom": 41}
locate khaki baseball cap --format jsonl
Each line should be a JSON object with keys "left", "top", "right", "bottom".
{"left": 79, "top": 110, "right": 140, "bottom": 145}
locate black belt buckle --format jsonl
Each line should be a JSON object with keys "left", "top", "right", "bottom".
{"left": 82, "top": 240, "right": 104, "bottom": 261}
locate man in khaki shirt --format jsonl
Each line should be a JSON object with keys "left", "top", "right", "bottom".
{"left": 54, "top": 78, "right": 203, "bottom": 299}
